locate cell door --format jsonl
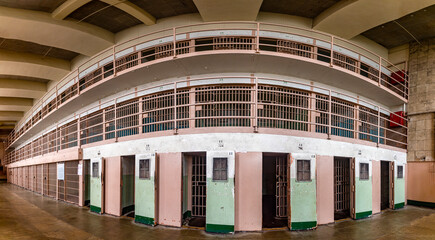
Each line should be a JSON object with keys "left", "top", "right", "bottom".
{"left": 121, "top": 156, "right": 135, "bottom": 215}
{"left": 334, "top": 157, "right": 351, "bottom": 220}
{"left": 390, "top": 161, "right": 395, "bottom": 209}
{"left": 380, "top": 161, "right": 390, "bottom": 210}
{"left": 350, "top": 158, "right": 356, "bottom": 219}
{"left": 36, "top": 165, "right": 42, "bottom": 194}
{"left": 276, "top": 156, "right": 288, "bottom": 219}
{"left": 135, "top": 153, "right": 157, "bottom": 226}
{"left": 192, "top": 155, "right": 206, "bottom": 217}
{"left": 90, "top": 157, "right": 105, "bottom": 214}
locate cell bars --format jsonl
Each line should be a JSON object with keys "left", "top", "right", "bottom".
{"left": 191, "top": 155, "right": 206, "bottom": 217}
{"left": 275, "top": 156, "right": 288, "bottom": 218}
{"left": 334, "top": 158, "right": 350, "bottom": 213}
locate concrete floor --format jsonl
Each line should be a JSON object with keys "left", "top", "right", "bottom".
{"left": 0, "top": 183, "right": 434, "bottom": 240}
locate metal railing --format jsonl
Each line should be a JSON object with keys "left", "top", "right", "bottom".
{"left": 5, "top": 22, "right": 409, "bottom": 148}
{"left": 4, "top": 76, "right": 407, "bottom": 165}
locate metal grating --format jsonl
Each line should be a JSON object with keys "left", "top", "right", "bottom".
{"left": 333, "top": 52, "right": 357, "bottom": 73}
{"left": 36, "top": 165, "right": 42, "bottom": 194}
{"left": 275, "top": 156, "right": 288, "bottom": 218}
{"left": 334, "top": 158, "right": 350, "bottom": 213}
{"left": 191, "top": 155, "right": 206, "bottom": 217}
{"left": 331, "top": 98, "right": 354, "bottom": 138}
{"left": 65, "top": 161, "right": 79, "bottom": 204}
{"left": 213, "top": 37, "right": 254, "bottom": 50}
{"left": 117, "top": 100, "right": 139, "bottom": 138}
{"left": 48, "top": 163, "right": 57, "bottom": 198}
{"left": 277, "top": 40, "right": 313, "bottom": 58}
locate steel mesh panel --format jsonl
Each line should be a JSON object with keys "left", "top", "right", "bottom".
{"left": 65, "top": 161, "right": 79, "bottom": 204}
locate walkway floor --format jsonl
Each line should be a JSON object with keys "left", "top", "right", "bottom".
{"left": 0, "top": 183, "right": 434, "bottom": 240}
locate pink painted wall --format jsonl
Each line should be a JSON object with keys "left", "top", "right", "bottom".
{"left": 372, "top": 160, "right": 381, "bottom": 214}
{"left": 235, "top": 152, "right": 262, "bottom": 231}
{"left": 407, "top": 162, "right": 435, "bottom": 203}
{"left": 105, "top": 157, "right": 121, "bottom": 216}
{"left": 316, "top": 155, "right": 334, "bottom": 225}
{"left": 158, "top": 152, "right": 182, "bottom": 227}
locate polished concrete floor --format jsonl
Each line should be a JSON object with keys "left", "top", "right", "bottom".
{"left": 0, "top": 183, "right": 434, "bottom": 240}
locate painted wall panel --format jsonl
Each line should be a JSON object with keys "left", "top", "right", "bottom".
{"left": 372, "top": 160, "right": 381, "bottom": 214}
{"left": 235, "top": 152, "right": 262, "bottom": 231}
{"left": 158, "top": 152, "right": 182, "bottom": 227}
{"left": 135, "top": 153, "right": 156, "bottom": 225}
{"left": 355, "top": 157, "right": 372, "bottom": 219}
{"left": 290, "top": 153, "right": 317, "bottom": 230}
{"left": 407, "top": 162, "right": 435, "bottom": 205}
{"left": 316, "top": 155, "right": 334, "bottom": 225}
{"left": 206, "top": 151, "right": 235, "bottom": 233}
{"left": 105, "top": 157, "right": 121, "bottom": 216}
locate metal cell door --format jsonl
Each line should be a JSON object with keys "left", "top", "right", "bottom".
{"left": 90, "top": 157, "right": 105, "bottom": 213}
{"left": 48, "top": 163, "right": 57, "bottom": 197}
{"left": 65, "top": 161, "right": 79, "bottom": 204}
{"left": 276, "top": 156, "right": 288, "bottom": 218}
{"left": 334, "top": 158, "right": 350, "bottom": 217}
{"left": 390, "top": 161, "right": 395, "bottom": 209}
{"left": 191, "top": 155, "right": 206, "bottom": 217}
{"left": 36, "top": 165, "right": 42, "bottom": 194}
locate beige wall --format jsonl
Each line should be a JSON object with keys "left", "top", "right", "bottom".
{"left": 158, "top": 152, "right": 182, "bottom": 227}
{"left": 316, "top": 155, "right": 334, "bottom": 225}
{"left": 235, "top": 152, "right": 262, "bottom": 231}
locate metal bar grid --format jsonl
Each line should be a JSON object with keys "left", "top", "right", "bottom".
{"left": 5, "top": 79, "right": 408, "bottom": 165}
{"left": 65, "top": 161, "right": 79, "bottom": 204}
{"left": 6, "top": 22, "right": 410, "bottom": 148}
{"left": 48, "top": 163, "right": 57, "bottom": 198}
{"left": 334, "top": 158, "right": 350, "bottom": 213}
{"left": 191, "top": 155, "right": 206, "bottom": 217}
{"left": 275, "top": 156, "right": 288, "bottom": 218}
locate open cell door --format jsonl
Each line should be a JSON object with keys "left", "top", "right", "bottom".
{"left": 90, "top": 157, "right": 105, "bottom": 214}
{"left": 390, "top": 161, "right": 395, "bottom": 209}
{"left": 134, "top": 153, "right": 157, "bottom": 226}
{"left": 287, "top": 154, "right": 291, "bottom": 229}
{"left": 350, "top": 158, "right": 356, "bottom": 219}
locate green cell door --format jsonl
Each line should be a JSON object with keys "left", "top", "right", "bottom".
{"left": 90, "top": 157, "right": 105, "bottom": 214}
{"left": 134, "top": 153, "right": 157, "bottom": 226}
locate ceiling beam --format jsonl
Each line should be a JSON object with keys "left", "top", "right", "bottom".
{"left": 101, "top": 0, "right": 156, "bottom": 25}
{"left": 0, "top": 97, "right": 33, "bottom": 112}
{"left": 0, "top": 79, "right": 46, "bottom": 99}
{"left": 53, "top": 0, "right": 155, "bottom": 25}
{"left": 0, "top": 50, "right": 70, "bottom": 81}
{"left": 0, "top": 6, "right": 114, "bottom": 57}
{"left": 193, "top": 0, "right": 263, "bottom": 21}
{"left": 313, "top": 0, "right": 435, "bottom": 39}
{"left": 0, "top": 111, "right": 23, "bottom": 122}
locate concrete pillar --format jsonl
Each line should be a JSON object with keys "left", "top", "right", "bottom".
{"left": 407, "top": 39, "right": 435, "bottom": 205}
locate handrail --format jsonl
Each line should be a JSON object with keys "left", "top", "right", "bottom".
{"left": 4, "top": 75, "right": 408, "bottom": 165}
{"left": 6, "top": 21, "right": 409, "bottom": 148}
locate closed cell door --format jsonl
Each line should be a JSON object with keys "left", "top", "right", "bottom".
{"left": 48, "top": 163, "right": 57, "bottom": 197}
{"left": 36, "top": 165, "right": 42, "bottom": 194}
{"left": 65, "top": 161, "right": 79, "bottom": 204}
{"left": 334, "top": 157, "right": 350, "bottom": 220}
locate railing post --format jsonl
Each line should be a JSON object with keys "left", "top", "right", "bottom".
{"left": 115, "top": 99, "right": 118, "bottom": 142}
{"left": 113, "top": 46, "right": 117, "bottom": 77}
{"left": 378, "top": 56, "right": 382, "bottom": 86}
{"left": 173, "top": 27, "right": 177, "bottom": 58}
{"left": 174, "top": 82, "right": 178, "bottom": 134}
{"left": 77, "top": 115, "right": 81, "bottom": 148}
{"left": 103, "top": 109, "right": 106, "bottom": 140}
{"left": 328, "top": 90, "right": 332, "bottom": 139}
{"left": 377, "top": 106, "right": 380, "bottom": 147}
{"left": 254, "top": 77, "right": 258, "bottom": 132}
{"left": 256, "top": 23, "right": 260, "bottom": 52}
{"left": 330, "top": 36, "right": 334, "bottom": 67}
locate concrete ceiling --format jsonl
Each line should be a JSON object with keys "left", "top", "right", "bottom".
{"left": 0, "top": 0, "right": 432, "bottom": 138}
{"left": 362, "top": 4, "right": 435, "bottom": 48}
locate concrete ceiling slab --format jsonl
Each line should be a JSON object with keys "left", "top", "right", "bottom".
{"left": 0, "top": 6, "right": 114, "bottom": 56}
{"left": 362, "top": 5, "right": 435, "bottom": 48}
{"left": 193, "top": 0, "right": 263, "bottom": 21}
{"left": 260, "top": 0, "right": 340, "bottom": 19}
{"left": 313, "top": 0, "right": 435, "bottom": 39}
{"left": 129, "top": 0, "right": 198, "bottom": 19}
{"left": 0, "top": 97, "right": 33, "bottom": 112}
{"left": 0, "top": 111, "right": 23, "bottom": 122}
{"left": 0, "top": 0, "right": 67, "bottom": 13}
